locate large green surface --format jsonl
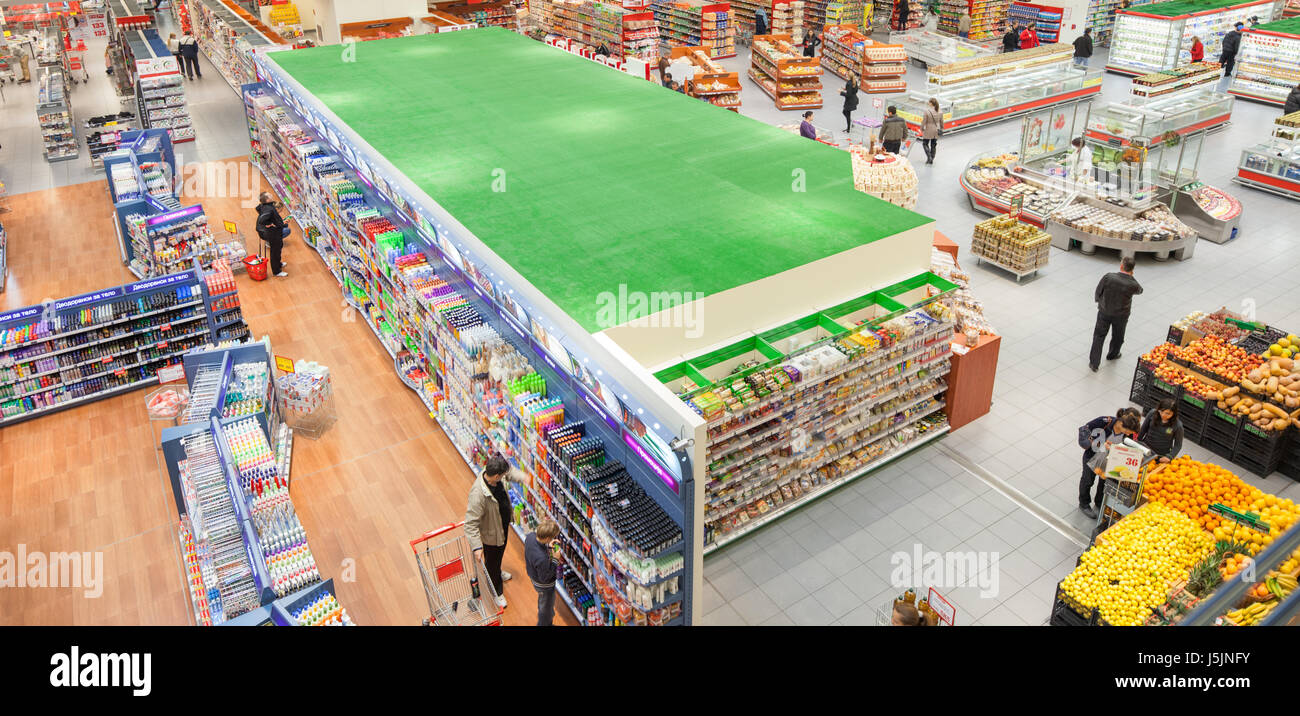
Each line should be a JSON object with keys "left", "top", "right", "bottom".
{"left": 268, "top": 29, "right": 930, "bottom": 334}
{"left": 1257, "top": 17, "right": 1300, "bottom": 34}
{"left": 1126, "top": 0, "right": 1257, "bottom": 17}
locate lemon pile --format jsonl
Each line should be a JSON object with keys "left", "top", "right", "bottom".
{"left": 1061, "top": 503, "right": 1214, "bottom": 626}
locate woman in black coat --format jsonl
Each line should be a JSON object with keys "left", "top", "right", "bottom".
{"left": 840, "top": 74, "right": 859, "bottom": 132}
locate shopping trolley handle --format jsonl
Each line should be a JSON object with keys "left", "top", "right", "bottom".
{"left": 409, "top": 521, "right": 466, "bottom": 550}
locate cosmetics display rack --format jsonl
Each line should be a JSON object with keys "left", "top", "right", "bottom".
{"left": 653, "top": 1, "right": 736, "bottom": 58}
{"left": 860, "top": 38, "right": 907, "bottom": 92}
{"left": 889, "top": 28, "right": 999, "bottom": 66}
{"left": 537, "top": 0, "right": 660, "bottom": 60}
{"left": 0, "top": 267, "right": 249, "bottom": 426}
{"left": 0, "top": 221, "right": 6, "bottom": 294}
{"left": 1229, "top": 19, "right": 1300, "bottom": 105}
{"left": 1107, "top": 0, "right": 1282, "bottom": 75}
{"left": 123, "top": 204, "right": 225, "bottom": 279}
{"left": 894, "top": 44, "right": 1101, "bottom": 132}
{"left": 36, "top": 66, "right": 78, "bottom": 163}
{"left": 248, "top": 29, "right": 938, "bottom": 622}
{"left": 1235, "top": 111, "right": 1300, "bottom": 199}
{"left": 1008, "top": 2, "right": 1064, "bottom": 43}
{"left": 820, "top": 23, "right": 866, "bottom": 79}
{"left": 187, "top": 0, "right": 282, "bottom": 92}
{"left": 655, "top": 276, "right": 957, "bottom": 549}
{"left": 749, "top": 33, "right": 823, "bottom": 108}
{"left": 939, "top": 0, "right": 1010, "bottom": 40}
{"left": 671, "top": 45, "right": 743, "bottom": 109}
{"left": 124, "top": 29, "right": 195, "bottom": 144}
{"left": 727, "top": 0, "right": 803, "bottom": 44}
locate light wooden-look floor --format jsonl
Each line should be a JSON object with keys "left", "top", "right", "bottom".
{"left": 0, "top": 159, "right": 576, "bottom": 626}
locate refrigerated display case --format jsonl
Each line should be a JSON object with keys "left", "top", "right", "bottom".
{"left": 1235, "top": 111, "right": 1300, "bottom": 199}
{"left": 1229, "top": 20, "right": 1300, "bottom": 105}
{"left": 1107, "top": 0, "right": 1283, "bottom": 75}
{"left": 896, "top": 58, "right": 1101, "bottom": 132}
{"left": 889, "top": 28, "right": 998, "bottom": 66}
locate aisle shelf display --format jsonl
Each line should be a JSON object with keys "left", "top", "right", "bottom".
{"left": 1235, "top": 110, "right": 1300, "bottom": 199}
{"left": 36, "top": 66, "right": 78, "bottom": 162}
{"left": 819, "top": 23, "right": 865, "bottom": 79}
{"left": 877, "top": 0, "right": 922, "bottom": 30}
{"left": 0, "top": 267, "right": 250, "bottom": 425}
{"left": 249, "top": 29, "right": 939, "bottom": 622}
{"left": 653, "top": 1, "right": 736, "bottom": 58}
{"left": 860, "top": 38, "right": 907, "bottom": 92}
{"left": 187, "top": 0, "right": 282, "bottom": 92}
{"left": 0, "top": 221, "right": 6, "bottom": 294}
{"left": 430, "top": 0, "right": 520, "bottom": 31}
{"left": 813, "top": 0, "right": 871, "bottom": 33}
{"left": 939, "top": 0, "right": 1010, "bottom": 40}
{"left": 750, "top": 33, "right": 823, "bottom": 108}
{"left": 671, "top": 45, "right": 742, "bottom": 109}
{"left": 1086, "top": 0, "right": 1157, "bottom": 45}
{"left": 894, "top": 43, "right": 1101, "bottom": 132}
{"left": 1107, "top": 0, "right": 1282, "bottom": 76}
{"left": 126, "top": 28, "right": 196, "bottom": 143}
{"left": 1007, "top": 1, "right": 1064, "bottom": 44}
{"left": 728, "top": 0, "right": 803, "bottom": 43}
{"left": 889, "top": 28, "right": 998, "bottom": 66}
{"left": 1229, "top": 19, "right": 1300, "bottom": 105}
{"left": 536, "top": 0, "right": 660, "bottom": 60}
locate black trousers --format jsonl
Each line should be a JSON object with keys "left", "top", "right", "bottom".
{"left": 882, "top": 139, "right": 901, "bottom": 154}
{"left": 182, "top": 54, "right": 200, "bottom": 78}
{"left": 482, "top": 529, "right": 508, "bottom": 596}
{"left": 1221, "top": 54, "right": 1235, "bottom": 75}
{"left": 1089, "top": 311, "right": 1128, "bottom": 368}
{"left": 1079, "top": 464, "right": 1104, "bottom": 508}
{"left": 843, "top": 109, "right": 853, "bottom": 131}
{"left": 535, "top": 584, "right": 556, "bottom": 626}
{"left": 267, "top": 235, "right": 284, "bottom": 274}
{"left": 921, "top": 138, "right": 936, "bottom": 160}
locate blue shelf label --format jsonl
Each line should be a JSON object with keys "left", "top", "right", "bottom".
{"left": 580, "top": 388, "right": 620, "bottom": 433}
{"left": 0, "top": 305, "right": 43, "bottom": 324}
{"left": 55, "top": 288, "right": 122, "bottom": 311}
{"left": 623, "top": 430, "right": 679, "bottom": 494}
{"left": 498, "top": 308, "right": 528, "bottom": 342}
{"left": 127, "top": 271, "right": 195, "bottom": 294}
{"left": 146, "top": 204, "right": 203, "bottom": 226}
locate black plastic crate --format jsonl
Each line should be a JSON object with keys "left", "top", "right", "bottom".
{"left": 1130, "top": 359, "right": 1156, "bottom": 409}
{"left": 1202, "top": 406, "right": 1242, "bottom": 443}
{"left": 1232, "top": 423, "right": 1291, "bottom": 477}
{"left": 1178, "top": 392, "right": 1209, "bottom": 442}
{"left": 1051, "top": 583, "right": 1104, "bottom": 626}
{"left": 1280, "top": 456, "right": 1300, "bottom": 482}
{"left": 1148, "top": 374, "right": 1183, "bottom": 402}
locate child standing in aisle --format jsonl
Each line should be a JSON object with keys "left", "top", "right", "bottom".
{"left": 525, "top": 519, "right": 562, "bottom": 626}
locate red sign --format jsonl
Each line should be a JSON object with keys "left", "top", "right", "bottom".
{"left": 927, "top": 587, "right": 957, "bottom": 626}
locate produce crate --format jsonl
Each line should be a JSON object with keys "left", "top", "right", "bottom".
{"left": 1178, "top": 392, "right": 1208, "bottom": 442}
{"left": 1199, "top": 406, "right": 1242, "bottom": 460}
{"left": 1148, "top": 373, "right": 1182, "bottom": 403}
{"left": 1280, "top": 442, "right": 1300, "bottom": 482}
{"left": 1050, "top": 582, "right": 1103, "bottom": 626}
{"left": 1232, "top": 423, "right": 1291, "bottom": 478}
{"left": 1130, "top": 359, "right": 1156, "bottom": 409}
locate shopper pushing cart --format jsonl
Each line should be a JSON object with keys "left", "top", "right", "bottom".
{"left": 410, "top": 521, "right": 504, "bottom": 626}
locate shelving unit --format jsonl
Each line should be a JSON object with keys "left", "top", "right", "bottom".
{"left": 653, "top": 1, "right": 736, "bottom": 58}
{"left": 0, "top": 221, "right": 7, "bottom": 294}
{"left": 894, "top": 43, "right": 1100, "bottom": 132}
{"left": 36, "top": 66, "right": 78, "bottom": 163}
{"left": 125, "top": 29, "right": 196, "bottom": 144}
{"left": 1008, "top": 2, "right": 1063, "bottom": 43}
{"left": 672, "top": 45, "right": 743, "bottom": 109}
{"left": 0, "top": 267, "right": 249, "bottom": 426}
{"left": 430, "top": 0, "right": 520, "bottom": 30}
{"left": 1107, "top": 0, "right": 1282, "bottom": 75}
{"left": 187, "top": 0, "right": 283, "bottom": 92}
{"left": 749, "top": 32, "right": 823, "bottom": 108}
{"left": 861, "top": 38, "right": 907, "bottom": 92}
{"left": 1235, "top": 111, "right": 1300, "bottom": 199}
{"left": 876, "top": 0, "right": 923, "bottom": 30}
{"left": 940, "top": 0, "right": 1010, "bottom": 40}
{"left": 1229, "top": 19, "right": 1300, "bottom": 105}
{"left": 537, "top": 0, "right": 660, "bottom": 60}
{"left": 728, "top": 0, "right": 803, "bottom": 44}
{"left": 820, "top": 23, "right": 866, "bottom": 79}
{"left": 816, "top": 1, "right": 871, "bottom": 33}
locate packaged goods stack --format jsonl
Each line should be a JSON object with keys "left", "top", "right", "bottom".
{"left": 820, "top": 23, "right": 865, "bottom": 79}
{"left": 861, "top": 39, "right": 907, "bottom": 92}
{"left": 675, "top": 46, "right": 743, "bottom": 109}
{"left": 850, "top": 146, "right": 919, "bottom": 208}
{"left": 653, "top": 1, "right": 735, "bottom": 58}
{"left": 750, "top": 33, "right": 823, "bottom": 108}
{"left": 970, "top": 213, "right": 1050, "bottom": 278}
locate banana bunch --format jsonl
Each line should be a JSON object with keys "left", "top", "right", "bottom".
{"left": 1269, "top": 574, "right": 1298, "bottom": 599}
{"left": 1225, "top": 600, "right": 1277, "bottom": 626}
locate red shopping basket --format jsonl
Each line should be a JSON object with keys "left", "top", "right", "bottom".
{"left": 244, "top": 255, "right": 268, "bottom": 281}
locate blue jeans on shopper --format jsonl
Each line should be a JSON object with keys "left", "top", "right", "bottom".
{"left": 1073, "top": 57, "right": 1089, "bottom": 68}
{"left": 535, "top": 584, "right": 556, "bottom": 626}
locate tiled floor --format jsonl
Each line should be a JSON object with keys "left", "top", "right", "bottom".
{"left": 6, "top": 29, "right": 1300, "bottom": 626}
{"left": 0, "top": 12, "right": 257, "bottom": 197}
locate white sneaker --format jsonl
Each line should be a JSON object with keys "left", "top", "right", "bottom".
{"left": 501, "top": 570, "right": 512, "bottom": 581}
{"left": 275, "top": 271, "right": 288, "bottom": 277}
{"left": 494, "top": 595, "right": 507, "bottom": 609}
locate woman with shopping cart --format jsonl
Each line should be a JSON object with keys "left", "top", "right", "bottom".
{"left": 465, "top": 455, "right": 517, "bottom": 609}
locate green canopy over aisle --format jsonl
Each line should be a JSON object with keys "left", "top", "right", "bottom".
{"left": 268, "top": 28, "right": 931, "bottom": 333}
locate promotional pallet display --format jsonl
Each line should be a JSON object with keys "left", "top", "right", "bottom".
{"left": 0, "top": 267, "right": 250, "bottom": 426}
{"left": 536, "top": 0, "right": 660, "bottom": 60}
{"left": 1235, "top": 110, "right": 1300, "bottom": 199}
{"left": 246, "top": 29, "right": 936, "bottom": 622}
{"left": 124, "top": 28, "right": 195, "bottom": 143}
{"left": 653, "top": 1, "right": 736, "bottom": 58}
{"left": 894, "top": 43, "right": 1100, "bottom": 132}
{"left": 749, "top": 32, "right": 823, "bottom": 108}
{"left": 820, "top": 23, "right": 865, "bottom": 79}
{"left": 671, "top": 45, "right": 742, "bottom": 109}
{"left": 187, "top": 0, "right": 282, "bottom": 91}
{"left": 36, "top": 66, "right": 77, "bottom": 162}
{"left": 1229, "top": 18, "right": 1300, "bottom": 105}
{"left": 939, "top": 0, "right": 1009, "bottom": 40}
{"left": 1008, "top": 1, "right": 1063, "bottom": 43}
{"left": 1107, "top": 0, "right": 1283, "bottom": 75}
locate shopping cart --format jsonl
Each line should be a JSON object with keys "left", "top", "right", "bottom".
{"left": 410, "top": 521, "right": 504, "bottom": 626}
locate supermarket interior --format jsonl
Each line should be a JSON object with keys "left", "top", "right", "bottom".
{"left": 4, "top": 0, "right": 1300, "bottom": 633}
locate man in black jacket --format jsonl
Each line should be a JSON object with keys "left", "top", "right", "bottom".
{"left": 1285, "top": 83, "right": 1300, "bottom": 115}
{"left": 1003, "top": 23, "right": 1020, "bottom": 53}
{"left": 1072, "top": 28, "right": 1093, "bottom": 67}
{"left": 1089, "top": 256, "right": 1142, "bottom": 371}
{"left": 524, "top": 519, "right": 562, "bottom": 626}
{"left": 255, "top": 192, "right": 288, "bottom": 278}
{"left": 1219, "top": 22, "right": 1243, "bottom": 76}
{"left": 178, "top": 33, "right": 201, "bottom": 80}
